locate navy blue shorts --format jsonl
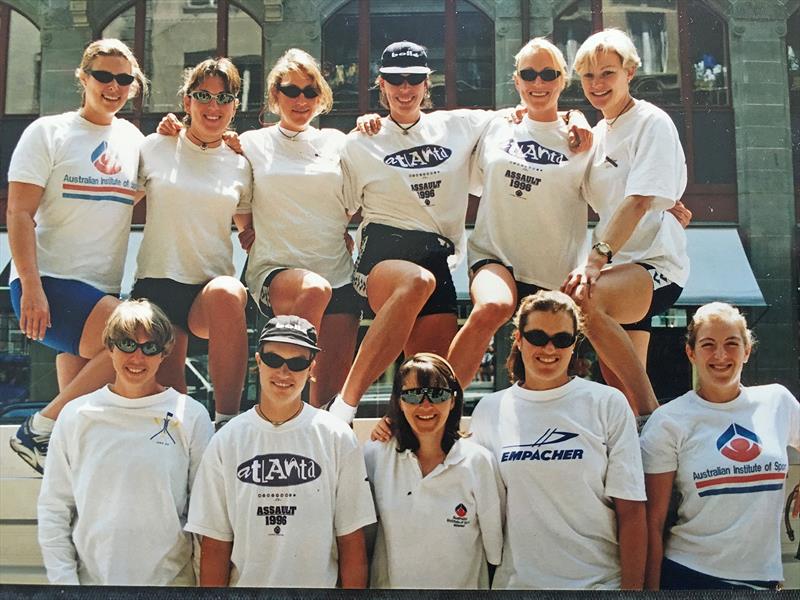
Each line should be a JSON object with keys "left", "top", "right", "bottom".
{"left": 355, "top": 223, "right": 457, "bottom": 317}
{"left": 10, "top": 277, "right": 109, "bottom": 355}
{"left": 621, "top": 263, "right": 683, "bottom": 333}
{"left": 469, "top": 259, "right": 546, "bottom": 308}
{"left": 660, "top": 558, "right": 778, "bottom": 590}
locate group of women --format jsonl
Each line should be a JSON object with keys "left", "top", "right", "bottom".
{"left": 6, "top": 25, "right": 798, "bottom": 591}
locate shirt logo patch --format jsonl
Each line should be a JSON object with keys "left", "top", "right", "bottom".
{"left": 237, "top": 453, "right": 321, "bottom": 486}
{"left": 383, "top": 144, "right": 452, "bottom": 168}
{"left": 501, "top": 428, "right": 583, "bottom": 462}
{"left": 454, "top": 503, "right": 467, "bottom": 518}
{"left": 716, "top": 423, "right": 762, "bottom": 462}
{"left": 91, "top": 141, "right": 123, "bottom": 174}
{"left": 501, "top": 139, "right": 567, "bottom": 165}
{"left": 149, "top": 411, "right": 176, "bottom": 445}
{"left": 447, "top": 503, "right": 471, "bottom": 528}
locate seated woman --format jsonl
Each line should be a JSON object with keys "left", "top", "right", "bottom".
{"left": 469, "top": 291, "right": 646, "bottom": 589}
{"left": 37, "top": 299, "right": 214, "bottom": 585}
{"left": 364, "top": 353, "right": 503, "bottom": 589}
{"left": 185, "top": 316, "right": 375, "bottom": 588}
{"left": 641, "top": 302, "right": 800, "bottom": 590}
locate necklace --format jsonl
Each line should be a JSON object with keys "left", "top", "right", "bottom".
{"left": 256, "top": 402, "right": 303, "bottom": 426}
{"left": 186, "top": 128, "right": 222, "bottom": 150}
{"left": 389, "top": 115, "right": 421, "bottom": 135}
{"left": 278, "top": 125, "right": 303, "bottom": 141}
{"left": 607, "top": 97, "right": 634, "bottom": 128}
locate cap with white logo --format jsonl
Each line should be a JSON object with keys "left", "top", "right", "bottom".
{"left": 379, "top": 41, "right": 431, "bottom": 74}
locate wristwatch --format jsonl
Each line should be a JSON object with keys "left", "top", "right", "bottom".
{"left": 591, "top": 242, "right": 613, "bottom": 263}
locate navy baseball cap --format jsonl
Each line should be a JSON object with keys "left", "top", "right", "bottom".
{"left": 379, "top": 41, "right": 431, "bottom": 74}
{"left": 258, "top": 315, "right": 321, "bottom": 352}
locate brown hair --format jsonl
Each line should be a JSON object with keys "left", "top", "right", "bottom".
{"left": 180, "top": 57, "right": 241, "bottom": 125}
{"left": 387, "top": 353, "right": 465, "bottom": 454}
{"left": 103, "top": 299, "right": 175, "bottom": 356}
{"left": 76, "top": 38, "right": 148, "bottom": 103}
{"left": 506, "top": 290, "right": 583, "bottom": 384}
{"left": 375, "top": 74, "right": 433, "bottom": 111}
{"left": 264, "top": 48, "right": 333, "bottom": 119}
{"left": 686, "top": 302, "right": 755, "bottom": 350}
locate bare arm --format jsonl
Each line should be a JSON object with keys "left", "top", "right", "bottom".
{"left": 614, "top": 497, "right": 647, "bottom": 590}
{"left": 7, "top": 181, "right": 49, "bottom": 340}
{"left": 336, "top": 528, "right": 368, "bottom": 588}
{"left": 233, "top": 213, "right": 254, "bottom": 252}
{"left": 199, "top": 536, "right": 233, "bottom": 587}
{"left": 643, "top": 471, "right": 675, "bottom": 590}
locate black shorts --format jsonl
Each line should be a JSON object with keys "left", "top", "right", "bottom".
{"left": 660, "top": 558, "right": 778, "bottom": 591}
{"left": 470, "top": 259, "right": 546, "bottom": 309}
{"left": 355, "top": 222, "right": 457, "bottom": 316}
{"left": 621, "top": 263, "right": 683, "bottom": 333}
{"left": 257, "top": 269, "right": 362, "bottom": 318}
{"left": 131, "top": 278, "right": 205, "bottom": 331}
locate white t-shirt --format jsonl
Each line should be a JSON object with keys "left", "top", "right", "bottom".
{"left": 584, "top": 100, "right": 689, "bottom": 286}
{"left": 468, "top": 115, "right": 590, "bottom": 290}
{"left": 363, "top": 437, "right": 504, "bottom": 589}
{"left": 135, "top": 131, "right": 252, "bottom": 284}
{"left": 341, "top": 109, "right": 494, "bottom": 266}
{"left": 185, "top": 405, "right": 376, "bottom": 587}
{"left": 240, "top": 126, "right": 353, "bottom": 295}
{"left": 640, "top": 384, "right": 800, "bottom": 581}
{"left": 470, "top": 378, "right": 646, "bottom": 589}
{"left": 8, "top": 111, "right": 143, "bottom": 293}
{"left": 37, "top": 386, "right": 214, "bottom": 585}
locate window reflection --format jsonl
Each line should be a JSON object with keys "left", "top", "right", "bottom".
{"left": 553, "top": 0, "right": 593, "bottom": 104}
{"left": 5, "top": 9, "right": 40, "bottom": 114}
{"left": 688, "top": 2, "right": 729, "bottom": 106}
{"left": 455, "top": 0, "right": 493, "bottom": 108}
{"left": 228, "top": 5, "right": 263, "bottom": 115}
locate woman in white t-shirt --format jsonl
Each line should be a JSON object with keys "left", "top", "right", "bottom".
{"left": 132, "top": 58, "right": 252, "bottom": 429}
{"left": 447, "top": 38, "right": 592, "bottom": 387}
{"left": 561, "top": 28, "right": 690, "bottom": 417}
{"left": 469, "top": 290, "right": 647, "bottom": 589}
{"left": 8, "top": 39, "right": 147, "bottom": 474}
{"left": 364, "top": 353, "right": 503, "bottom": 589}
{"left": 640, "top": 302, "right": 799, "bottom": 590}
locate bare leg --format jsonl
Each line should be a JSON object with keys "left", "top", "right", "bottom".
{"left": 55, "top": 354, "right": 88, "bottom": 391}
{"left": 447, "top": 264, "right": 517, "bottom": 386}
{"left": 311, "top": 313, "right": 359, "bottom": 407}
{"left": 188, "top": 276, "right": 248, "bottom": 416}
{"left": 406, "top": 313, "right": 458, "bottom": 357}
{"left": 578, "top": 264, "right": 658, "bottom": 416}
{"left": 155, "top": 328, "right": 189, "bottom": 393}
{"left": 268, "top": 269, "right": 333, "bottom": 331}
{"left": 340, "top": 260, "right": 435, "bottom": 407}
{"left": 39, "top": 296, "right": 119, "bottom": 419}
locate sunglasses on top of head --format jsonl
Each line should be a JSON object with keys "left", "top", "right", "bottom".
{"left": 88, "top": 70, "right": 135, "bottom": 86}
{"left": 381, "top": 73, "right": 428, "bottom": 86}
{"left": 399, "top": 387, "right": 453, "bottom": 405}
{"left": 259, "top": 351, "right": 313, "bottom": 372}
{"left": 113, "top": 338, "right": 164, "bottom": 356}
{"left": 520, "top": 329, "right": 576, "bottom": 348}
{"left": 518, "top": 68, "right": 561, "bottom": 82}
{"left": 278, "top": 84, "right": 320, "bottom": 99}
{"left": 188, "top": 90, "right": 237, "bottom": 105}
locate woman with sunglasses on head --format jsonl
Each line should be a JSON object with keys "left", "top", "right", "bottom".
{"left": 561, "top": 28, "right": 690, "bottom": 417}
{"left": 38, "top": 299, "right": 213, "bottom": 585}
{"left": 447, "top": 38, "right": 594, "bottom": 387}
{"left": 363, "top": 353, "right": 503, "bottom": 589}
{"left": 132, "top": 58, "right": 252, "bottom": 429}
{"left": 469, "top": 290, "right": 646, "bottom": 589}
{"left": 640, "top": 302, "right": 799, "bottom": 591}
{"left": 186, "top": 315, "right": 375, "bottom": 588}
{"left": 8, "top": 39, "right": 147, "bottom": 474}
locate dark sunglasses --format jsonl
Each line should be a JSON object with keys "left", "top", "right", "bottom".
{"left": 399, "top": 387, "right": 453, "bottom": 405}
{"left": 89, "top": 70, "right": 135, "bottom": 86}
{"left": 188, "top": 90, "right": 237, "bottom": 105}
{"left": 381, "top": 73, "right": 428, "bottom": 86}
{"left": 518, "top": 68, "right": 561, "bottom": 82}
{"left": 113, "top": 338, "right": 163, "bottom": 356}
{"left": 278, "top": 84, "right": 320, "bottom": 99}
{"left": 259, "top": 351, "right": 313, "bottom": 372}
{"left": 521, "top": 329, "right": 576, "bottom": 348}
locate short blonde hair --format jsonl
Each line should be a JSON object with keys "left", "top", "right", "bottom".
{"left": 265, "top": 48, "right": 333, "bottom": 117}
{"left": 76, "top": 38, "right": 148, "bottom": 101}
{"left": 103, "top": 299, "right": 175, "bottom": 355}
{"left": 572, "top": 28, "right": 641, "bottom": 76}
{"left": 514, "top": 37, "right": 569, "bottom": 88}
{"left": 686, "top": 302, "right": 755, "bottom": 350}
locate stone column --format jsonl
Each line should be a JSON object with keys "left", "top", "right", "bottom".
{"left": 727, "top": 1, "right": 799, "bottom": 394}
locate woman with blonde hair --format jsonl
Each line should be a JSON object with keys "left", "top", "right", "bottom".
{"left": 133, "top": 57, "right": 252, "bottom": 429}
{"left": 561, "top": 28, "right": 689, "bottom": 417}
{"left": 8, "top": 38, "right": 147, "bottom": 473}
{"left": 470, "top": 290, "right": 646, "bottom": 589}
{"left": 640, "top": 302, "right": 799, "bottom": 590}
